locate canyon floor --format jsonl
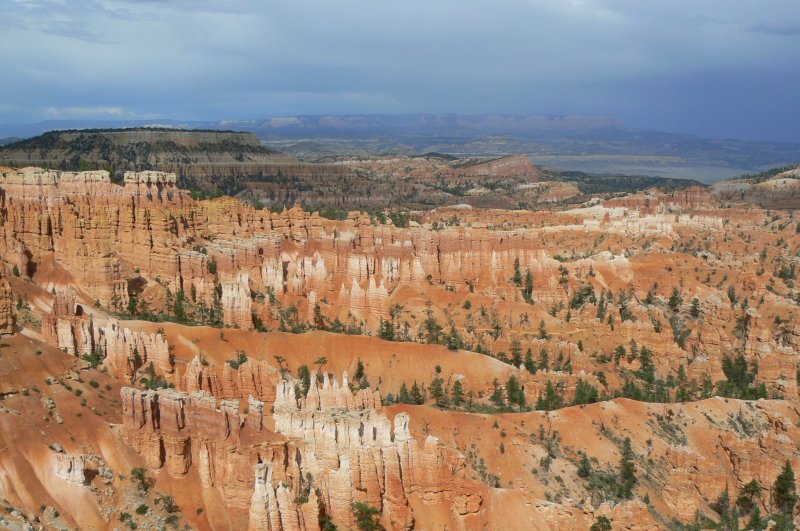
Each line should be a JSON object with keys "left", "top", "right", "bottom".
{"left": 0, "top": 163, "right": 798, "bottom": 530}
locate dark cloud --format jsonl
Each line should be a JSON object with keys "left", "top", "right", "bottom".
{"left": 1, "top": 0, "right": 799, "bottom": 141}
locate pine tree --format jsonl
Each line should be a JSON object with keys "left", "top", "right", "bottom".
{"left": 410, "top": 382, "right": 425, "bottom": 404}
{"left": 512, "top": 257, "right": 523, "bottom": 286}
{"left": 668, "top": 287, "right": 683, "bottom": 312}
{"left": 446, "top": 325, "right": 463, "bottom": 351}
{"left": 297, "top": 364, "right": 311, "bottom": 395}
{"left": 746, "top": 507, "right": 766, "bottom": 531}
{"left": 577, "top": 454, "right": 592, "bottom": 478}
{"left": 617, "top": 437, "right": 637, "bottom": 499}
{"left": 597, "top": 291, "right": 607, "bottom": 320}
{"left": 378, "top": 318, "right": 395, "bottom": 341}
{"left": 354, "top": 359, "right": 365, "bottom": 381}
{"left": 690, "top": 297, "right": 701, "bottom": 318}
{"left": 637, "top": 346, "right": 655, "bottom": 383}
{"left": 351, "top": 502, "right": 385, "bottom": 531}
{"left": 490, "top": 378, "right": 504, "bottom": 407}
{"left": 506, "top": 375, "right": 526, "bottom": 408}
{"left": 523, "top": 269, "right": 534, "bottom": 303}
{"left": 538, "top": 319, "right": 548, "bottom": 340}
{"left": 736, "top": 479, "right": 762, "bottom": 514}
{"left": 429, "top": 377, "right": 448, "bottom": 407}
{"left": 590, "top": 515, "right": 612, "bottom": 531}
{"left": 614, "top": 345, "right": 627, "bottom": 365}
{"left": 536, "top": 381, "right": 563, "bottom": 411}
{"left": 452, "top": 380, "right": 465, "bottom": 407}
{"left": 510, "top": 340, "right": 522, "bottom": 367}
{"left": 538, "top": 348, "right": 549, "bottom": 371}
{"left": 573, "top": 379, "right": 599, "bottom": 405}
{"left": 313, "top": 303, "right": 326, "bottom": 330}
{"left": 774, "top": 460, "right": 798, "bottom": 517}
{"left": 398, "top": 382, "right": 410, "bottom": 404}
{"left": 524, "top": 348, "right": 536, "bottom": 373}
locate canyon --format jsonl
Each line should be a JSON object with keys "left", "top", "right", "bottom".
{"left": 0, "top": 162, "right": 797, "bottom": 530}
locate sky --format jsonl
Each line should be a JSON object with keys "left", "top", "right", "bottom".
{"left": 2, "top": 0, "right": 800, "bottom": 142}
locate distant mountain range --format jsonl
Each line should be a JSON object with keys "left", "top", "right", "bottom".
{"left": 2, "top": 114, "right": 800, "bottom": 182}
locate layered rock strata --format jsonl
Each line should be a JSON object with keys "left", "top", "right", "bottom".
{"left": 121, "top": 373, "right": 480, "bottom": 530}
{"left": 0, "top": 273, "right": 14, "bottom": 335}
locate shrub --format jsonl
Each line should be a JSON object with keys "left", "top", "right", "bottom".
{"left": 351, "top": 501, "right": 384, "bottom": 530}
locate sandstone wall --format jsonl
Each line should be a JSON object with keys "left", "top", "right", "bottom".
{"left": 0, "top": 274, "right": 14, "bottom": 335}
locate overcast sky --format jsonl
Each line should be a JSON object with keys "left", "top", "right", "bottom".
{"left": 2, "top": 0, "right": 799, "bottom": 142}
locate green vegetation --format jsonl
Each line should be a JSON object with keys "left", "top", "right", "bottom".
{"left": 226, "top": 351, "right": 248, "bottom": 370}
{"left": 616, "top": 437, "right": 637, "bottom": 499}
{"left": 716, "top": 354, "right": 768, "bottom": 400}
{"left": 351, "top": 502, "right": 384, "bottom": 531}
{"left": 130, "top": 467, "right": 149, "bottom": 493}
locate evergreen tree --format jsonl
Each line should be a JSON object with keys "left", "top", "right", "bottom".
{"left": 512, "top": 257, "right": 523, "bottom": 286}
{"left": 614, "top": 345, "right": 627, "bottom": 365}
{"left": 423, "top": 305, "right": 443, "bottom": 344}
{"left": 409, "top": 382, "right": 425, "bottom": 404}
{"left": 523, "top": 269, "right": 534, "bottom": 303}
{"left": 536, "top": 381, "right": 563, "bottom": 411}
{"left": 617, "top": 437, "right": 637, "bottom": 499}
{"left": 510, "top": 340, "right": 523, "bottom": 367}
{"left": 538, "top": 319, "right": 548, "bottom": 340}
{"left": 524, "top": 348, "right": 536, "bottom": 373}
{"left": 774, "top": 460, "right": 798, "bottom": 517}
{"left": 127, "top": 294, "right": 138, "bottom": 315}
{"left": 668, "top": 287, "right": 683, "bottom": 312}
{"left": 675, "top": 364, "right": 693, "bottom": 402}
{"left": 710, "top": 487, "right": 736, "bottom": 529}
{"left": 490, "top": 378, "right": 505, "bottom": 407}
{"left": 351, "top": 502, "right": 385, "bottom": 531}
{"left": 452, "top": 380, "right": 465, "bottom": 407}
{"left": 644, "top": 285, "right": 656, "bottom": 306}
{"left": 398, "top": 382, "right": 410, "bottom": 404}
{"left": 446, "top": 325, "right": 463, "bottom": 351}
{"left": 577, "top": 454, "right": 592, "bottom": 478}
{"left": 297, "top": 364, "right": 311, "bottom": 395}
{"left": 637, "top": 346, "right": 656, "bottom": 383}
{"left": 746, "top": 507, "right": 766, "bottom": 531}
{"left": 629, "top": 339, "right": 639, "bottom": 361}
{"left": 690, "top": 297, "right": 701, "bottom": 318}
{"left": 354, "top": 359, "right": 365, "bottom": 381}
{"left": 538, "top": 348, "right": 549, "bottom": 371}
{"left": 313, "top": 303, "right": 326, "bottom": 330}
{"left": 736, "top": 479, "right": 762, "bottom": 514}
{"left": 429, "top": 377, "right": 448, "bottom": 407}
{"left": 590, "top": 516, "right": 612, "bottom": 531}
{"left": 506, "top": 375, "right": 526, "bottom": 408}
{"left": 573, "top": 379, "right": 599, "bottom": 405}
{"left": 354, "top": 358, "right": 369, "bottom": 389}
{"left": 173, "top": 289, "right": 186, "bottom": 322}
{"left": 597, "top": 291, "right": 607, "bottom": 320}
{"left": 378, "top": 318, "right": 395, "bottom": 341}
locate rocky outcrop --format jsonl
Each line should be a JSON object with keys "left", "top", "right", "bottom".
{"left": 120, "top": 372, "right": 480, "bottom": 531}
{"left": 179, "top": 355, "right": 278, "bottom": 402}
{"left": 123, "top": 171, "right": 177, "bottom": 184}
{"left": 53, "top": 451, "right": 86, "bottom": 485}
{"left": 97, "top": 319, "right": 173, "bottom": 381}
{"left": 455, "top": 154, "right": 543, "bottom": 180}
{"left": 220, "top": 271, "right": 254, "bottom": 329}
{"left": 40, "top": 291, "right": 175, "bottom": 380}
{"left": 0, "top": 274, "right": 13, "bottom": 335}
{"left": 42, "top": 291, "right": 93, "bottom": 356}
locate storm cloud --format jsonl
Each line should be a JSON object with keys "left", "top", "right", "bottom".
{"left": 2, "top": 0, "right": 799, "bottom": 141}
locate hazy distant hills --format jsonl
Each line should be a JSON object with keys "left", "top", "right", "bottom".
{"left": 1, "top": 114, "right": 799, "bottom": 182}
{"left": 0, "top": 128, "right": 706, "bottom": 212}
